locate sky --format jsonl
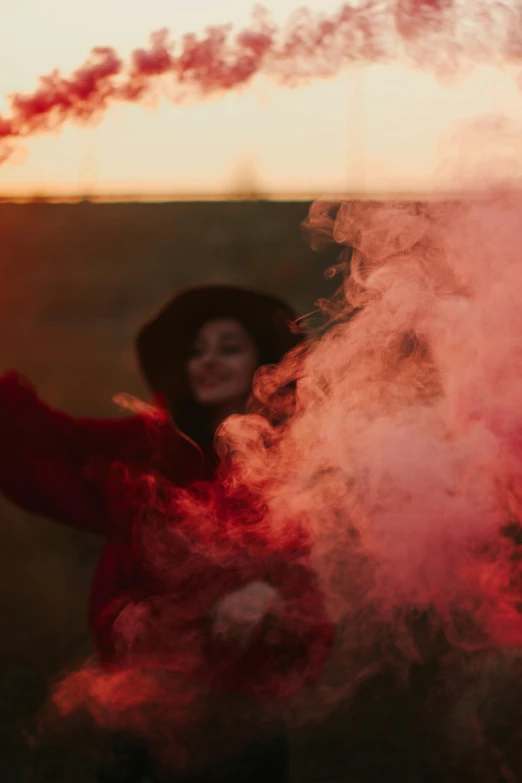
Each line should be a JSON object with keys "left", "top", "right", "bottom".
{"left": 1, "top": 0, "right": 522, "bottom": 198}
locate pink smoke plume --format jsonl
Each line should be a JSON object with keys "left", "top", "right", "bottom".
{"left": 1, "top": 0, "right": 522, "bottom": 165}
{"left": 51, "top": 187, "right": 522, "bottom": 779}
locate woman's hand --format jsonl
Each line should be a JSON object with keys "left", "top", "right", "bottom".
{"left": 211, "top": 580, "right": 282, "bottom": 646}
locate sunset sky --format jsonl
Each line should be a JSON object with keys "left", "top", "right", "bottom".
{"left": 1, "top": 0, "right": 522, "bottom": 198}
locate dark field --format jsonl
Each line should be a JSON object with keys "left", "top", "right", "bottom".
{"left": 0, "top": 200, "right": 341, "bottom": 781}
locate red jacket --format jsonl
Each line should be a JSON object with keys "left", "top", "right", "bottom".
{"left": 0, "top": 371, "right": 332, "bottom": 699}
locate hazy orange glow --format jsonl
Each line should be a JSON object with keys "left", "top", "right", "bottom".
{"left": 1, "top": 0, "right": 521, "bottom": 198}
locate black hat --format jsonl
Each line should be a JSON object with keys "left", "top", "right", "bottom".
{"left": 136, "top": 284, "right": 303, "bottom": 396}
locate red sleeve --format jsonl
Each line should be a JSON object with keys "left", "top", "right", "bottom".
{"left": 0, "top": 371, "right": 152, "bottom": 536}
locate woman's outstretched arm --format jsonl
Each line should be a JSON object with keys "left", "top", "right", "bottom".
{"left": 0, "top": 371, "right": 152, "bottom": 536}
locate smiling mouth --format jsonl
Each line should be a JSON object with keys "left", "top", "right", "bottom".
{"left": 199, "top": 377, "right": 228, "bottom": 387}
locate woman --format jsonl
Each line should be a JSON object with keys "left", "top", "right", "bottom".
{"left": 0, "top": 285, "right": 333, "bottom": 782}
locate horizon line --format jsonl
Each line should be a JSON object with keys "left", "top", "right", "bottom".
{"left": 0, "top": 188, "right": 462, "bottom": 204}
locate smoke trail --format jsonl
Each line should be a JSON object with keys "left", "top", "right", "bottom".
{"left": 1, "top": 1, "right": 522, "bottom": 164}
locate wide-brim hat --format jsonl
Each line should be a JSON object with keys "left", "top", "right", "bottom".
{"left": 136, "top": 284, "right": 303, "bottom": 395}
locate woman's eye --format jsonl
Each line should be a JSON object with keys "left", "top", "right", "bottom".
{"left": 221, "top": 344, "right": 242, "bottom": 355}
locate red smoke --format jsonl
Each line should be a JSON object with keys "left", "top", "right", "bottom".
{"left": 51, "top": 188, "right": 522, "bottom": 778}
{"left": 23, "top": 2, "right": 522, "bottom": 778}
{"left": 1, "top": 0, "right": 521, "bottom": 164}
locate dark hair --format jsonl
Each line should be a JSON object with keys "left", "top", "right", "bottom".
{"left": 136, "top": 285, "right": 304, "bottom": 448}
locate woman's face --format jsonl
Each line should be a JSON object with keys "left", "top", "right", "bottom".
{"left": 187, "top": 318, "right": 259, "bottom": 412}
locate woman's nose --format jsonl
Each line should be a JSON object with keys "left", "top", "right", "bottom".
{"left": 199, "top": 350, "right": 218, "bottom": 366}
